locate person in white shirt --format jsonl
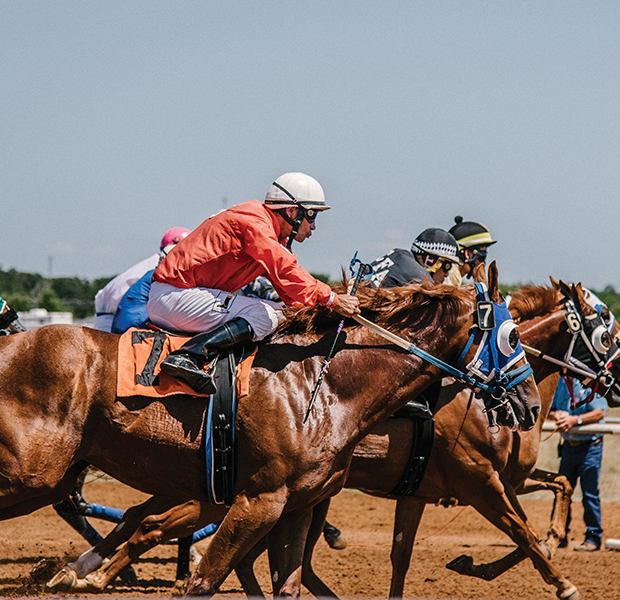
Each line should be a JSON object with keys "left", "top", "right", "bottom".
{"left": 93, "top": 227, "right": 190, "bottom": 332}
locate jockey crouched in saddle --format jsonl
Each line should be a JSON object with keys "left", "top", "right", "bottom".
{"left": 369, "top": 227, "right": 461, "bottom": 418}
{"left": 147, "top": 172, "right": 360, "bottom": 394}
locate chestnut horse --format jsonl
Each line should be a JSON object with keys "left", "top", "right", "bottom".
{"left": 85, "top": 281, "right": 612, "bottom": 600}
{"left": 232, "top": 280, "right": 620, "bottom": 600}
{"left": 8, "top": 265, "right": 537, "bottom": 597}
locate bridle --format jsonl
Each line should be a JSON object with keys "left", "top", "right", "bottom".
{"left": 521, "top": 295, "right": 620, "bottom": 409}
{"left": 455, "top": 283, "right": 533, "bottom": 425}
{"left": 353, "top": 281, "right": 533, "bottom": 426}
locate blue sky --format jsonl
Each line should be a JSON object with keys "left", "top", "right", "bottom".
{"left": 2, "top": 2, "right": 620, "bottom": 289}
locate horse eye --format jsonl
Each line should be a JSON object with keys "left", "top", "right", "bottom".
{"left": 601, "top": 307, "right": 611, "bottom": 323}
{"left": 497, "top": 321, "right": 519, "bottom": 357}
{"left": 592, "top": 325, "right": 612, "bottom": 353}
{"left": 508, "top": 328, "right": 520, "bottom": 350}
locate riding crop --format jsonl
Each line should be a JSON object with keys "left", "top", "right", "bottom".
{"left": 303, "top": 254, "right": 373, "bottom": 423}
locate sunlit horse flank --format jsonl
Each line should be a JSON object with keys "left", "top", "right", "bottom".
{"left": 40, "top": 263, "right": 539, "bottom": 596}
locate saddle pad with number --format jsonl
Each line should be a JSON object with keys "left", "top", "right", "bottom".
{"left": 117, "top": 329, "right": 209, "bottom": 398}
{"left": 116, "top": 328, "right": 256, "bottom": 399}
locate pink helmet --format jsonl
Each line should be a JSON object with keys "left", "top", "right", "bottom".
{"left": 160, "top": 227, "right": 191, "bottom": 251}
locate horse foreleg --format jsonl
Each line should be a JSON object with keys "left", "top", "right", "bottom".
{"left": 268, "top": 506, "right": 312, "bottom": 598}
{"left": 448, "top": 477, "right": 579, "bottom": 600}
{"left": 389, "top": 496, "right": 426, "bottom": 598}
{"left": 301, "top": 499, "right": 338, "bottom": 598}
{"left": 187, "top": 489, "right": 288, "bottom": 597}
{"left": 517, "top": 469, "right": 573, "bottom": 557}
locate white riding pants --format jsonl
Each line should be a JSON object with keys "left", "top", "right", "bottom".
{"left": 147, "top": 282, "right": 283, "bottom": 341}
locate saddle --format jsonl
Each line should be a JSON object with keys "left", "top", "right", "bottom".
{"left": 116, "top": 328, "right": 256, "bottom": 506}
{"left": 387, "top": 381, "right": 441, "bottom": 497}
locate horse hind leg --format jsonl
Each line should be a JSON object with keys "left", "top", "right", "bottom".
{"left": 447, "top": 478, "right": 579, "bottom": 600}
{"left": 268, "top": 506, "right": 314, "bottom": 598}
{"left": 46, "top": 496, "right": 188, "bottom": 592}
{"left": 389, "top": 497, "right": 426, "bottom": 598}
{"left": 301, "top": 499, "right": 338, "bottom": 598}
{"left": 518, "top": 469, "right": 573, "bottom": 557}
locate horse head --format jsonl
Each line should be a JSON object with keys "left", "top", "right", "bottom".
{"left": 553, "top": 280, "right": 620, "bottom": 407}
{"left": 457, "top": 261, "right": 540, "bottom": 431}
{"left": 0, "top": 297, "right": 26, "bottom": 336}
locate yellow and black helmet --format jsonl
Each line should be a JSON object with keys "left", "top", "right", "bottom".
{"left": 448, "top": 216, "right": 496, "bottom": 249}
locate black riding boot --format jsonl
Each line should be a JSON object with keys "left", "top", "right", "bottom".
{"left": 160, "top": 317, "right": 254, "bottom": 394}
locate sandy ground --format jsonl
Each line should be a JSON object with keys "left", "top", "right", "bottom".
{"left": 1, "top": 475, "right": 620, "bottom": 600}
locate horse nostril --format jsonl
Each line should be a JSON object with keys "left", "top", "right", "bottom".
{"left": 531, "top": 404, "right": 541, "bottom": 423}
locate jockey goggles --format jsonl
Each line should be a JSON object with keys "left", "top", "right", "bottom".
{"left": 419, "top": 254, "right": 453, "bottom": 275}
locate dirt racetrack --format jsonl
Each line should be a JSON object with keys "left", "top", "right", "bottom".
{"left": 1, "top": 476, "right": 620, "bottom": 600}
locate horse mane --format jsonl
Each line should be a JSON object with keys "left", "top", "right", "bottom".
{"left": 508, "top": 285, "right": 559, "bottom": 323}
{"left": 274, "top": 280, "right": 472, "bottom": 338}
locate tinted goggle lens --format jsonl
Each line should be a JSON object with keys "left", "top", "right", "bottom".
{"left": 473, "top": 248, "right": 488, "bottom": 262}
{"left": 303, "top": 208, "right": 317, "bottom": 222}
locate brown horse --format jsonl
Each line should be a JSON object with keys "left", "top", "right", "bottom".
{"left": 6, "top": 264, "right": 538, "bottom": 597}
{"left": 107, "top": 281, "right": 607, "bottom": 600}
{"left": 233, "top": 280, "right": 619, "bottom": 600}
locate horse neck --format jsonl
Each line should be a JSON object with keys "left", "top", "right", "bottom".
{"left": 335, "top": 306, "right": 474, "bottom": 446}
{"left": 518, "top": 309, "right": 570, "bottom": 382}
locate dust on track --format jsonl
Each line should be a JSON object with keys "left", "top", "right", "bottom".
{"left": 2, "top": 477, "right": 620, "bottom": 600}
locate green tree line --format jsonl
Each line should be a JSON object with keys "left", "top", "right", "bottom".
{"left": 0, "top": 268, "right": 113, "bottom": 319}
{"left": 2, "top": 266, "right": 619, "bottom": 319}
{"left": 0, "top": 268, "right": 331, "bottom": 319}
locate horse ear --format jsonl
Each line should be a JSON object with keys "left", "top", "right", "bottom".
{"left": 549, "top": 276, "right": 560, "bottom": 290}
{"left": 473, "top": 262, "right": 487, "bottom": 285}
{"left": 487, "top": 261, "right": 503, "bottom": 304}
{"left": 557, "top": 280, "right": 572, "bottom": 300}
{"left": 571, "top": 282, "right": 589, "bottom": 313}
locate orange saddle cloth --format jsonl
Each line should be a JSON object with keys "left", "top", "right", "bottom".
{"left": 116, "top": 328, "right": 256, "bottom": 399}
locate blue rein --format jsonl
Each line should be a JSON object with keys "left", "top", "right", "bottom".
{"left": 412, "top": 283, "right": 533, "bottom": 402}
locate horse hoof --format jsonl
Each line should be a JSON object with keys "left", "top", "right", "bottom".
{"left": 539, "top": 540, "right": 552, "bottom": 559}
{"left": 30, "top": 558, "right": 63, "bottom": 583}
{"left": 46, "top": 568, "right": 77, "bottom": 592}
{"left": 324, "top": 530, "right": 348, "bottom": 550}
{"left": 172, "top": 577, "right": 188, "bottom": 596}
{"left": 118, "top": 566, "right": 138, "bottom": 586}
{"left": 557, "top": 584, "right": 580, "bottom": 600}
{"left": 446, "top": 554, "right": 473, "bottom": 575}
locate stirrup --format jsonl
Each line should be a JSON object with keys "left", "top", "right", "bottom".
{"left": 160, "top": 354, "right": 217, "bottom": 395}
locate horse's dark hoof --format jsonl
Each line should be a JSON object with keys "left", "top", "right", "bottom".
{"left": 324, "top": 525, "right": 348, "bottom": 550}
{"left": 31, "top": 558, "right": 63, "bottom": 583}
{"left": 446, "top": 554, "right": 473, "bottom": 574}
{"left": 118, "top": 566, "right": 138, "bottom": 586}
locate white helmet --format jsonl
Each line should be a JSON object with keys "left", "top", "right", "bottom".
{"left": 264, "top": 172, "right": 331, "bottom": 211}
